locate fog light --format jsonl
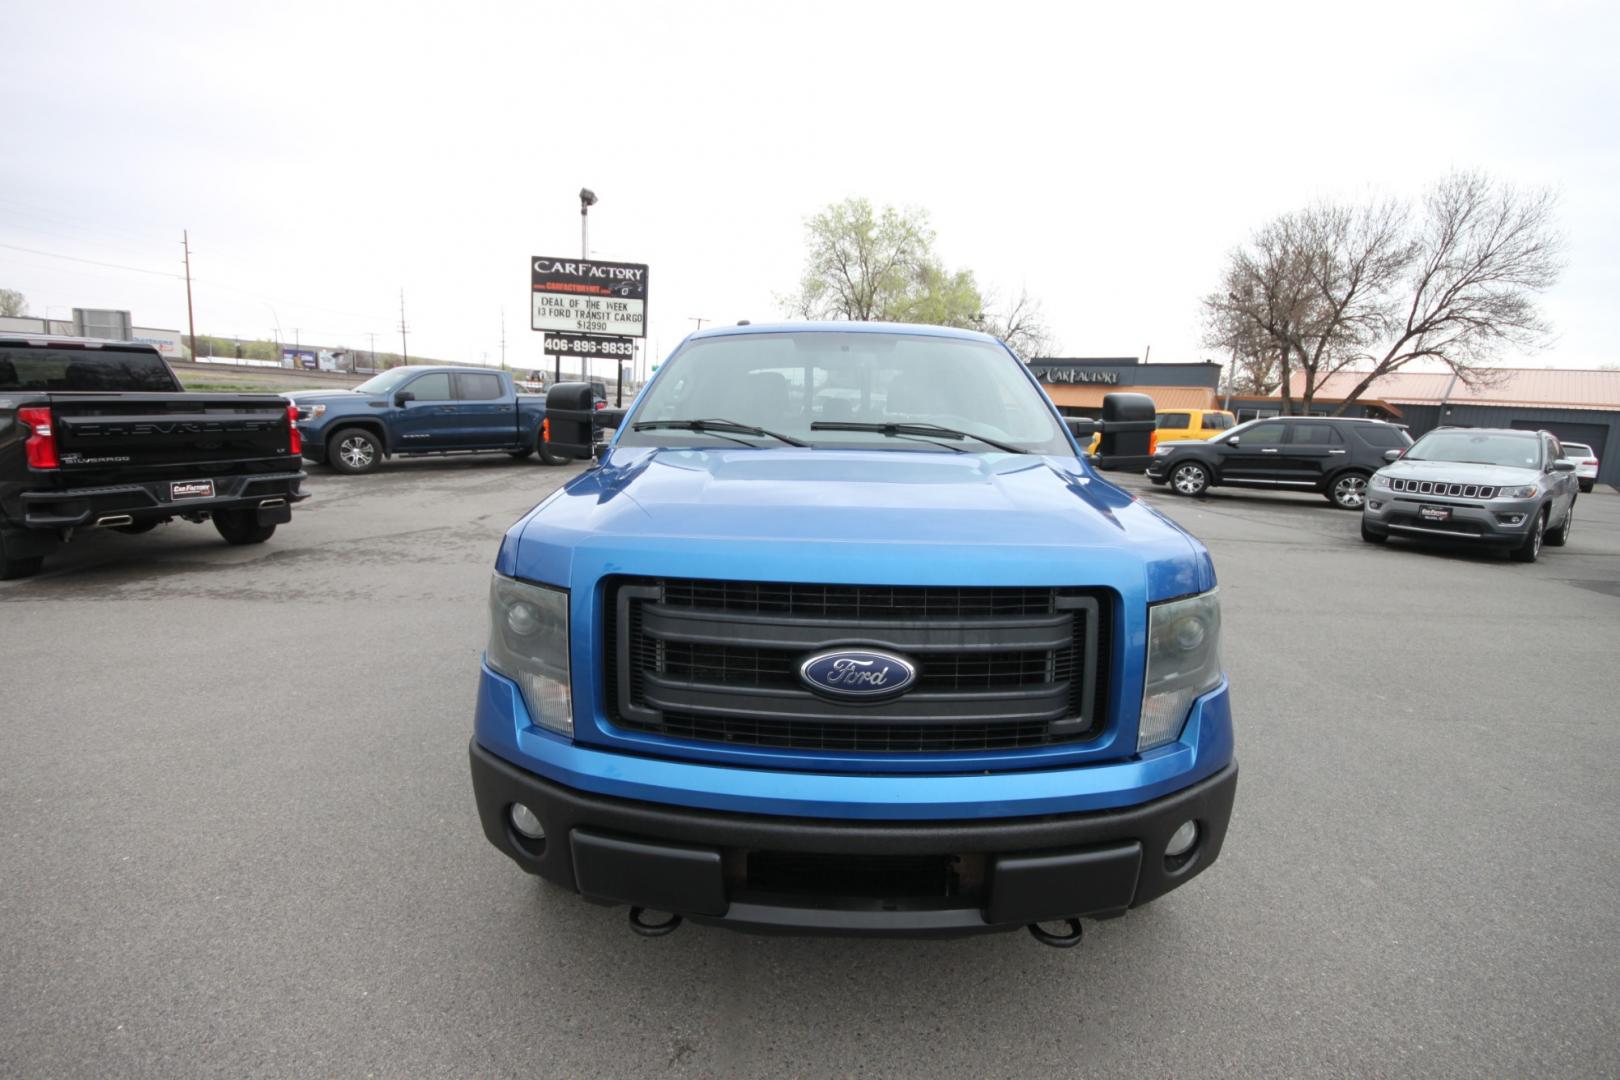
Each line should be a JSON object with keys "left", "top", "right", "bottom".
{"left": 1502, "top": 514, "right": 1524, "bottom": 526}
{"left": 1368, "top": 500, "right": 1382, "bottom": 510}
{"left": 1166, "top": 819, "right": 1199, "bottom": 858}
{"left": 509, "top": 803, "right": 545, "bottom": 840}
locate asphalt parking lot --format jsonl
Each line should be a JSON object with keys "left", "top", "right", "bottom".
{"left": 2, "top": 456, "right": 1617, "bottom": 1079}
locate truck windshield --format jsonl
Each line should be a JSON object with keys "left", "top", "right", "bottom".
{"left": 1406, "top": 431, "right": 1541, "bottom": 469}
{"left": 352, "top": 368, "right": 417, "bottom": 395}
{"left": 0, "top": 347, "right": 179, "bottom": 392}
{"left": 620, "top": 331, "right": 1070, "bottom": 454}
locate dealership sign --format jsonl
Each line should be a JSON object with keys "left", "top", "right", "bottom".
{"left": 531, "top": 256, "right": 648, "bottom": 338}
{"left": 1029, "top": 366, "right": 1121, "bottom": 385}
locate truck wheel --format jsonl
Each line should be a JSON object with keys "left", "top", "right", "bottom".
{"left": 0, "top": 532, "right": 45, "bottom": 580}
{"left": 330, "top": 428, "right": 381, "bottom": 474}
{"left": 213, "top": 509, "right": 277, "bottom": 546}
{"left": 1169, "top": 462, "right": 1210, "bottom": 497}
{"left": 1579, "top": 480, "right": 1593, "bottom": 493}
{"left": 1510, "top": 508, "right": 1546, "bottom": 563}
{"left": 1326, "top": 472, "right": 1369, "bottom": 510}
{"left": 540, "top": 441, "right": 572, "bottom": 466}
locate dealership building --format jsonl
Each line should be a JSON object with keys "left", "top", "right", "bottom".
{"left": 1029, "top": 357, "right": 1222, "bottom": 416}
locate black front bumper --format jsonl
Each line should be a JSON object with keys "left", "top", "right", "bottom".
{"left": 469, "top": 741, "right": 1238, "bottom": 938}
{"left": 17, "top": 471, "right": 307, "bottom": 530}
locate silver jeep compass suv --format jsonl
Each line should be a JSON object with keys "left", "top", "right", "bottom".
{"left": 1362, "top": 428, "right": 1579, "bottom": 563}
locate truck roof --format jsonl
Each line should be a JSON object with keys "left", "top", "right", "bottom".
{"left": 686, "top": 321, "right": 1002, "bottom": 344}
{"left": 0, "top": 335, "right": 164, "bottom": 354}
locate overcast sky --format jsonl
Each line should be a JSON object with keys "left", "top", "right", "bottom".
{"left": 3, "top": 0, "right": 1616, "bottom": 373}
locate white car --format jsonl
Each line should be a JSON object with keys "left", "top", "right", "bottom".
{"left": 1560, "top": 442, "right": 1600, "bottom": 493}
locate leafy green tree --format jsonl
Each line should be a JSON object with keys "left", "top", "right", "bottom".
{"left": 784, "top": 198, "right": 987, "bottom": 326}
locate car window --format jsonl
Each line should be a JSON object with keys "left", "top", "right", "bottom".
{"left": 1241, "top": 421, "right": 1288, "bottom": 443}
{"left": 1353, "top": 424, "right": 1412, "bottom": 448}
{"left": 1157, "top": 412, "right": 1190, "bottom": 430}
{"left": 1204, "top": 413, "right": 1234, "bottom": 430}
{"left": 1560, "top": 443, "right": 1592, "bottom": 457}
{"left": 405, "top": 373, "right": 452, "bottom": 401}
{"left": 455, "top": 372, "right": 504, "bottom": 401}
{"left": 0, "top": 346, "right": 179, "bottom": 392}
{"left": 1288, "top": 423, "right": 1343, "bottom": 446}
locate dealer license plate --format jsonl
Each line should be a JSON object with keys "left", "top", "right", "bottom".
{"left": 1418, "top": 505, "right": 1451, "bottom": 523}
{"left": 170, "top": 479, "right": 215, "bottom": 500}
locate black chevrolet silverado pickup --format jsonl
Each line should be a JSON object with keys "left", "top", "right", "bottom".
{"left": 0, "top": 338, "right": 307, "bottom": 579}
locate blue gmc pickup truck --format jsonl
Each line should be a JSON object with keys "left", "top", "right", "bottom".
{"left": 288, "top": 366, "right": 556, "bottom": 474}
{"left": 469, "top": 322, "right": 1236, "bottom": 945}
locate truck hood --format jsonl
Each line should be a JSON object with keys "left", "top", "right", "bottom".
{"left": 502, "top": 447, "right": 1214, "bottom": 602}
{"left": 1381, "top": 459, "right": 1540, "bottom": 486}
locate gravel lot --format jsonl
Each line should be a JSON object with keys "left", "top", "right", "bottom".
{"left": 2, "top": 455, "right": 1616, "bottom": 1079}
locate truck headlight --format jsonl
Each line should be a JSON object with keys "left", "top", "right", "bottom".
{"left": 1369, "top": 472, "right": 1391, "bottom": 490}
{"left": 1139, "top": 589, "right": 1222, "bottom": 752}
{"left": 305, "top": 404, "right": 326, "bottom": 419}
{"left": 1499, "top": 485, "right": 1537, "bottom": 499}
{"left": 487, "top": 573, "right": 572, "bottom": 736}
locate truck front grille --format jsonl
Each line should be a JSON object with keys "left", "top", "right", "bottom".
{"left": 604, "top": 578, "right": 1109, "bottom": 753}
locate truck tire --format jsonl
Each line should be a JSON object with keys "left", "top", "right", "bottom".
{"left": 329, "top": 428, "right": 382, "bottom": 475}
{"left": 509, "top": 446, "right": 536, "bottom": 460}
{"left": 0, "top": 532, "right": 45, "bottom": 580}
{"left": 540, "top": 440, "right": 572, "bottom": 466}
{"left": 213, "top": 509, "right": 277, "bottom": 546}
{"left": 1510, "top": 508, "right": 1547, "bottom": 563}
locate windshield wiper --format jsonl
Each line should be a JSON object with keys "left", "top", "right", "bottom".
{"left": 810, "top": 421, "right": 1027, "bottom": 454}
{"left": 631, "top": 418, "right": 808, "bottom": 447}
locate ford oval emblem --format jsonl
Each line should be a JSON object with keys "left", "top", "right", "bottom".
{"left": 799, "top": 649, "right": 917, "bottom": 701}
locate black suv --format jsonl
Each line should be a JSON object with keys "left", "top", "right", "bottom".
{"left": 1146, "top": 416, "right": 1413, "bottom": 510}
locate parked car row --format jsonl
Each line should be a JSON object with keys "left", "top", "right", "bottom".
{"left": 1144, "top": 413, "right": 1589, "bottom": 564}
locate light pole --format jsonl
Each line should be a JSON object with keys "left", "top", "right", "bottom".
{"left": 579, "top": 187, "right": 597, "bottom": 259}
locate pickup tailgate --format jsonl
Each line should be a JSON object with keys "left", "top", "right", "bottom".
{"left": 49, "top": 393, "right": 298, "bottom": 475}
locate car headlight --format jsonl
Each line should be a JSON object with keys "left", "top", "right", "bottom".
{"left": 1153, "top": 445, "right": 1174, "bottom": 456}
{"left": 1139, "top": 589, "right": 1222, "bottom": 752}
{"left": 1369, "top": 472, "right": 1391, "bottom": 490}
{"left": 487, "top": 573, "right": 572, "bottom": 736}
{"left": 1498, "top": 485, "right": 1538, "bottom": 499}
{"left": 306, "top": 403, "right": 326, "bottom": 419}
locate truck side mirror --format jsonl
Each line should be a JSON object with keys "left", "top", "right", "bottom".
{"left": 1551, "top": 460, "right": 1576, "bottom": 473}
{"left": 394, "top": 391, "right": 415, "bottom": 407}
{"left": 1064, "top": 417, "right": 1098, "bottom": 439}
{"left": 1094, "top": 392, "right": 1157, "bottom": 465}
{"left": 544, "top": 382, "right": 597, "bottom": 460}
{"left": 595, "top": 407, "right": 628, "bottom": 430}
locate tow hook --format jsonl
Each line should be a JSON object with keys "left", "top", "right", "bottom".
{"left": 628, "top": 906, "right": 683, "bottom": 937}
{"left": 1027, "top": 919, "right": 1084, "bottom": 948}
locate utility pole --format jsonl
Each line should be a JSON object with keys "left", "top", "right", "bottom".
{"left": 367, "top": 331, "right": 377, "bottom": 371}
{"left": 181, "top": 230, "right": 197, "bottom": 361}
{"left": 690, "top": 317, "right": 708, "bottom": 331}
{"left": 500, "top": 307, "right": 506, "bottom": 370}
{"left": 398, "top": 289, "right": 409, "bottom": 366}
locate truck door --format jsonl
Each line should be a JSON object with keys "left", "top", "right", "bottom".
{"left": 393, "top": 372, "right": 458, "bottom": 448}
{"left": 453, "top": 371, "right": 517, "bottom": 447}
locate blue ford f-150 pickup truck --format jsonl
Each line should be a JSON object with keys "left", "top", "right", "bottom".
{"left": 288, "top": 366, "right": 556, "bottom": 474}
{"left": 469, "top": 322, "right": 1236, "bottom": 945}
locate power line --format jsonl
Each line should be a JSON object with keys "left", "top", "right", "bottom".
{"left": 0, "top": 240, "right": 184, "bottom": 279}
